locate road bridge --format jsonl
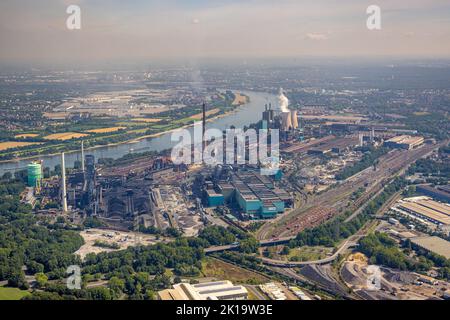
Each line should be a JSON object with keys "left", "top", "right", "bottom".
{"left": 203, "top": 236, "right": 296, "bottom": 254}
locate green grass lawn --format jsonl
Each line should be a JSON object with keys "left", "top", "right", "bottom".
{"left": 0, "top": 287, "right": 31, "bottom": 300}
{"left": 287, "top": 246, "right": 334, "bottom": 262}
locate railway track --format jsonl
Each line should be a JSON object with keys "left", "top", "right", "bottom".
{"left": 258, "top": 142, "right": 445, "bottom": 240}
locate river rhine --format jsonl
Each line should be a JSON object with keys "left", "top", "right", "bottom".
{"left": 0, "top": 91, "right": 278, "bottom": 175}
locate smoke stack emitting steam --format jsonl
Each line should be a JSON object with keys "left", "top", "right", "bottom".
{"left": 278, "top": 88, "right": 290, "bottom": 113}
{"left": 279, "top": 88, "right": 299, "bottom": 131}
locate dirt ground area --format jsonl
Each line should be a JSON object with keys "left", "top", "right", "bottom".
{"left": 43, "top": 132, "right": 89, "bottom": 140}
{"left": 75, "top": 228, "right": 169, "bottom": 259}
{"left": 190, "top": 108, "right": 220, "bottom": 120}
{"left": 0, "top": 141, "right": 42, "bottom": 151}
{"left": 14, "top": 133, "right": 39, "bottom": 138}
{"left": 341, "top": 254, "right": 450, "bottom": 300}
{"left": 201, "top": 258, "right": 268, "bottom": 285}
{"left": 232, "top": 93, "right": 249, "bottom": 106}
{"left": 85, "top": 127, "right": 126, "bottom": 133}
{"left": 131, "top": 118, "right": 162, "bottom": 123}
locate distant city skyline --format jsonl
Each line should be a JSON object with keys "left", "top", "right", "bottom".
{"left": 1, "top": 0, "right": 450, "bottom": 67}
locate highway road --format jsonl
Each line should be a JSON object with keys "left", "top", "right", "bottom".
{"left": 204, "top": 230, "right": 362, "bottom": 267}
{"left": 258, "top": 217, "right": 382, "bottom": 267}
{"left": 204, "top": 236, "right": 296, "bottom": 253}
{"left": 260, "top": 234, "right": 362, "bottom": 267}
{"left": 269, "top": 266, "right": 353, "bottom": 299}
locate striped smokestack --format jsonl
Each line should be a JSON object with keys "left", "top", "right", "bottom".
{"left": 202, "top": 102, "right": 206, "bottom": 161}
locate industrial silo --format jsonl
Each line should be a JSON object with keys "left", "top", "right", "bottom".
{"left": 27, "top": 162, "right": 42, "bottom": 188}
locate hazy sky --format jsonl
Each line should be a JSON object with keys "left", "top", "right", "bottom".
{"left": 1, "top": 0, "right": 450, "bottom": 66}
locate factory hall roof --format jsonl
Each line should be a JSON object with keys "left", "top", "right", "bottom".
{"left": 386, "top": 135, "right": 424, "bottom": 145}
{"left": 397, "top": 198, "right": 450, "bottom": 225}
{"left": 231, "top": 171, "right": 289, "bottom": 204}
{"left": 410, "top": 236, "right": 450, "bottom": 259}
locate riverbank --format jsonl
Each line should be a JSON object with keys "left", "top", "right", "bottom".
{"left": 0, "top": 90, "right": 274, "bottom": 175}
{"left": 0, "top": 94, "right": 250, "bottom": 165}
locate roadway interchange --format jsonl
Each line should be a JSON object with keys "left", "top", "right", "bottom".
{"left": 204, "top": 218, "right": 384, "bottom": 299}
{"left": 260, "top": 234, "right": 362, "bottom": 267}
{"left": 204, "top": 238, "right": 357, "bottom": 299}
{"left": 205, "top": 141, "right": 448, "bottom": 268}
{"left": 204, "top": 220, "right": 376, "bottom": 267}
{"left": 205, "top": 218, "right": 386, "bottom": 299}
{"left": 256, "top": 141, "right": 445, "bottom": 241}
{"left": 204, "top": 141, "right": 445, "bottom": 299}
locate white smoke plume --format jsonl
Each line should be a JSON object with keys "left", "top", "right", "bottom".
{"left": 278, "top": 88, "right": 290, "bottom": 113}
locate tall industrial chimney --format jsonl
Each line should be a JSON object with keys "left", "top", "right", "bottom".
{"left": 202, "top": 102, "right": 206, "bottom": 136}
{"left": 81, "top": 141, "right": 85, "bottom": 172}
{"left": 61, "top": 152, "right": 68, "bottom": 212}
{"left": 202, "top": 102, "right": 206, "bottom": 161}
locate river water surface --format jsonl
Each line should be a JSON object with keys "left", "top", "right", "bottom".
{"left": 0, "top": 91, "right": 278, "bottom": 175}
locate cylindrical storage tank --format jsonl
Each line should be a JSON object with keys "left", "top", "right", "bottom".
{"left": 27, "top": 162, "right": 42, "bottom": 187}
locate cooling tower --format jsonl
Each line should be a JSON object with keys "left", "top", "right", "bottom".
{"left": 281, "top": 112, "right": 293, "bottom": 131}
{"left": 290, "top": 110, "right": 299, "bottom": 129}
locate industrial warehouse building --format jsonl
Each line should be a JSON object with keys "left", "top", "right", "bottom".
{"left": 158, "top": 281, "right": 248, "bottom": 300}
{"left": 207, "top": 170, "right": 292, "bottom": 220}
{"left": 259, "top": 282, "right": 286, "bottom": 300}
{"left": 393, "top": 197, "right": 450, "bottom": 236}
{"left": 205, "top": 189, "right": 225, "bottom": 207}
{"left": 417, "top": 184, "right": 450, "bottom": 204}
{"left": 410, "top": 236, "right": 450, "bottom": 260}
{"left": 383, "top": 135, "right": 424, "bottom": 150}
{"left": 396, "top": 197, "right": 450, "bottom": 227}
{"left": 307, "top": 136, "right": 359, "bottom": 156}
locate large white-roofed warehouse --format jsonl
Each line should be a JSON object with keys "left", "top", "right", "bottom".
{"left": 410, "top": 236, "right": 450, "bottom": 259}
{"left": 157, "top": 281, "right": 248, "bottom": 300}
{"left": 395, "top": 197, "right": 450, "bottom": 226}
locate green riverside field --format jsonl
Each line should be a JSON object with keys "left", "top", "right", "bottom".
{"left": 0, "top": 287, "right": 30, "bottom": 300}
